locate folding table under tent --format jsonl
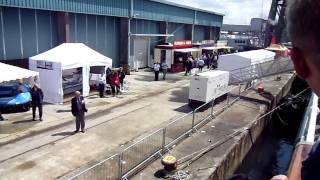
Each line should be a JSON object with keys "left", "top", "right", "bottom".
{"left": 0, "top": 62, "right": 39, "bottom": 84}
{"left": 29, "top": 43, "right": 112, "bottom": 104}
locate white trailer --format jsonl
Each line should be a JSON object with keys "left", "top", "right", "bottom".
{"left": 218, "top": 49, "right": 276, "bottom": 71}
{"left": 189, "top": 70, "right": 229, "bottom": 104}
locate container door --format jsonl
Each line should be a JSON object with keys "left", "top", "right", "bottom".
{"left": 134, "top": 37, "right": 149, "bottom": 68}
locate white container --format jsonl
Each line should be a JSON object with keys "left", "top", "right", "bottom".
{"left": 189, "top": 70, "right": 229, "bottom": 103}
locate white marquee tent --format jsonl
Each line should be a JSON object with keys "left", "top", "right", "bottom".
{"left": 218, "top": 49, "right": 276, "bottom": 71}
{"left": 0, "top": 62, "right": 39, "bottom": 84}
{"left": 29, "top": 43, "right": 112, "bottom": 104}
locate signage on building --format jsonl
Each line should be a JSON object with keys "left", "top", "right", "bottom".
{"left": 173, "top": 40, "right": 192, "bottom": 46}
{"left": 173, "top": 40, "right": 193, "bottom": 49}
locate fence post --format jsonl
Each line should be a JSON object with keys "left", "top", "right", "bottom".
{"left": 118, "top": 153, "right": 123, "bottom": 180}
{"left": 162, "top": 128, "right": 166, "bottom": 153}
{"left": 192, "top": 110, "right": 195, "bottom": 129}
{"left": 210, "top": 100, "right": 215, "bottom": 117}
{"left": 227, "top": 93, "right": 230, "bottom": 106}
{"left": 238, "top": 84, "right": 241, "bottom": 96}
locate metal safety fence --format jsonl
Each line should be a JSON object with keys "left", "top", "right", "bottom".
{"left": 229, "top": 57, "right": 294, "bottom": 85}
{"left": 68, "top": 86, "right": 242, "bottom": 180}
{"left": 68, "top": 154, "right": 120, "bottom": 180}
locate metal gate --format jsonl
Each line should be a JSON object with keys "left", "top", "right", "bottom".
{"left": 133, "top": 37, "right": 149, "bottom": 69}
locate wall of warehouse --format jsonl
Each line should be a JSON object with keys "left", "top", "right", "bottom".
{"left": 167, "top": 22, "right": 187, "bottom": 43}
{"left": 130, "top": 19, "right": 160, "bottom": 57}
{"left": 0, "top": 6, "right": 58, "bottom": 63}
{"left": 194, "top": 25, "right": 206, "bottom": 43}
{"left": 0, "top": 0, "right": 223, "bottom": 68}
{"left": 68, "top": 13, "right": 120, "bottom": 67}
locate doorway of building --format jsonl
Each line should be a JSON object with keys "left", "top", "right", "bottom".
{"left": 133, "top": 37, "right": 149, "bottom": 69}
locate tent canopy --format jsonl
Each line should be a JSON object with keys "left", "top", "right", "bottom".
{"left": 265, "top": 44, "right": 288, "bottom": 52}
{"left": 202, "top": 46, "right": 234, "bottom": 50}
{"left": 30, "top": 43, "right": 112, "bottom": 69}
{"left": 174, "top": 48, "right": 201, "bottom": 53}
{"left": 232, "top": 49, "right": 275, "bottom": 64}
{"left": 29, "top": 43, "right": 112, "bottom": 104}
{"left": 218, "top": 49, "right": 275, "bottom": 71}
{"left": 0, "top": 62, "right": 39, "bottom": 83}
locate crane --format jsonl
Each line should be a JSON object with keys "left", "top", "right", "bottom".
{"left": 264, "top": 0, "right": 287, "bottom": 47}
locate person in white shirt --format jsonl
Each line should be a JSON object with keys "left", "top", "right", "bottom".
{"left": 98, "top": 72, "right": 106, "bottom": 98}
{"left": 198, "top": 58, "right": 205, "bottom": 71}
{"left": 154, "top": 62, "right": 160, "bottom": 81}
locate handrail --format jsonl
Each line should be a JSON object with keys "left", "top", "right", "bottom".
{"left": 287, "top": 93, "right": 318, "bottom": 180}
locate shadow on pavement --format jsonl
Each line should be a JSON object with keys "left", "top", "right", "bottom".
{"left": 12, "top": 119, "right": 38, "bottom": 124}
{"left": 174, "top": 104, "right": 193, "bottom": 113}
{"left": 56, "top": 109, "right": 71, "bottom": 113}
{"left": 169, "top": 86, "right": 189, "bottom": 103}
{"left": 51, "top": 131, "right": 75, "bottom": 136}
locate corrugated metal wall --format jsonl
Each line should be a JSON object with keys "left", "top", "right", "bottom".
{"left": 0, "top": 0, "right": 223, "bottom": 27}
{"left": 130, "top": 19, "right": 160, "bottom": 56}
{"left": 0, "top": 0, "right": 129, "bottom": 17}
{"left": 69, "top": 13, "right": 120, "bottom": 67}
{"left": 0, "top": 6, "right": 58, "bottom": 60}
{"left": 133, "top": 0, "right": 194, "bottom": 24}
{"left": 0, "top": 1, "right": 223, "bottom": 66}
{"left": 196, "top": 11, "right": 223, "bottom": 27}
{"left": 194, "top": 25, "right": 206, "bottom": 43}
{"left": 167, "top": 22, "right": 186, "bottom": 43}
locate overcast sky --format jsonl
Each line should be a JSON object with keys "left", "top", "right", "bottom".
{"left": 166, "top": 0, "right": 272, "bottom": 25}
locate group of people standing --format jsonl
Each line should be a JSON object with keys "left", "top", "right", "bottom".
{"left": 98, "top": 67, "right": 126, "bottom": 97}
{"left": 153, "top": 62, "right": 168, "bottom": 81}
{"left": 200, "top": 52, "right": 219, "bottom": 70}
{"left": 183, "top": 51, "right": 220, "bottom": 76}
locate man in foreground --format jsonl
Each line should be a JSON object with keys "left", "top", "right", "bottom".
{"left": 71, "top": 91, "right": 88, "bottom": 133}
{"left": 272, "top": 0, "right": 320, "bottom": 179}
{"left": 31, "top": 84, "right": 44, "bottom": 121}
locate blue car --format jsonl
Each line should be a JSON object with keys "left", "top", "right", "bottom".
{"left": 0, "top": 83, "right": 32, "bottom": 113}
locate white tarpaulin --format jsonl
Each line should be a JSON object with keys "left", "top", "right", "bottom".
{"left": 29, "top": 43, "right": 112, "bottom": 104}
{"left": 0, "top": 62, "right": 39, "bottom": 84}
{"left": 218, "top": 49, "right": 276, "bottom": 71}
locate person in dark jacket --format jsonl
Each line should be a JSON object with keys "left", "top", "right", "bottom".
{"left": 31, "top": 84, "right": 44, "bottom": 121}
{"left": 118, "top": 67, "right": 126, "bottom": 90}
{"left": 71, "top": 91, "right": 88, "bottom": 133}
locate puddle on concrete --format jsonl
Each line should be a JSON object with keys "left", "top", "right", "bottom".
{"left": 0, "top": 122, "right": 37, "bottom": 134}
{"left": 16, "top": 161, "right": 36, "bottom": 170}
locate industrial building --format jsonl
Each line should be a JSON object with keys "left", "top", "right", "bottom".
{"left": 0, "top": 0, "right": 223, "bottom": 69}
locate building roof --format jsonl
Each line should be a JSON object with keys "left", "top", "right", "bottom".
{"left": 150, "top": 0, "right": 225, "bottom": 16}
